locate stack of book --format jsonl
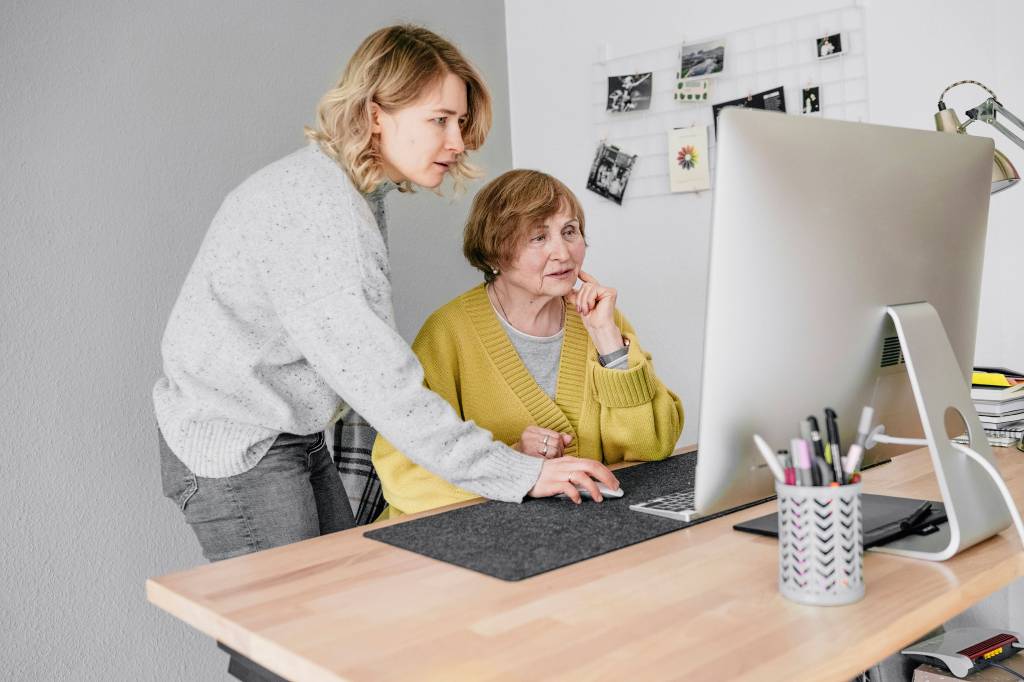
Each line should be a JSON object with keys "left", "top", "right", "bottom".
{"left": 968, "top": 367, "right": 1024, "bottom": 447}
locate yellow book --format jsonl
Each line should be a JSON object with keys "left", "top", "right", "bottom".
{"left": 973, "top": 371, "right": 1012, "bottom": 387}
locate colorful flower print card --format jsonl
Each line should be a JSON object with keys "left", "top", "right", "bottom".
{"left": 667, "top": 126, "right": 711, "bottom": 193}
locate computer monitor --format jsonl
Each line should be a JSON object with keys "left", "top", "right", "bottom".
{"left": 693, "top": 108, "right": 1010, "bottom": 560}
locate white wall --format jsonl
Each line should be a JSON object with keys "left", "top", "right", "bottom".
{"left": 505, "top": 0, "right": 1024, "bottom": 447}
{"left": 866, "top": 1, "right": 1023, "bottom": 372}
{"left": 0, "top": 2, "right": 510, "bottom": 679}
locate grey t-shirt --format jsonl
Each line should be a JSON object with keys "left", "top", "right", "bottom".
{"left": 498, "top": 317, "right": 565, "bottom": 398}
{"left": 495, "top": 306, "right": 628, "bottom": 399}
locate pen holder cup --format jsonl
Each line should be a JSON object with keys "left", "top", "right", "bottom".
{"left": 776, "top": 481, "right": 864, "bottom": 606}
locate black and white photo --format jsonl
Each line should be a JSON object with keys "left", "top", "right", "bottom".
{"left": 816, "top": 33, "right": 843, "bottom": 59}
{"left": 606, "top": 72, "right": 653, "bottom": 113}
{"left": 712, "top": 86, "right": 786, "bottom": 134}
{"left": 679, "top": 40, "right": 726, "bottom": 79}
{"left": 802, "top": 86, "right": 820, "bottom": 114}
{"left": 586, "top": 142, "right": 637, "bottom": 204}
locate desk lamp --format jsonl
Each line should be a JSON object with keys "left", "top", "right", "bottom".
{"left": 934, "top": 79, "right": 1021, "bottom": 194}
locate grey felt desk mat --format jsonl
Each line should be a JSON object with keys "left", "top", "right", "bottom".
{"left": 363, "top": 453, "right": 766, "bottom": 581}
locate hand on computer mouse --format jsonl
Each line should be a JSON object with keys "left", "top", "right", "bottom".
{"left": 558, "top": 481, "right": 625, "bottom": 500}
{"left": 527, "top": 456, "right": 620, "bottom": 503}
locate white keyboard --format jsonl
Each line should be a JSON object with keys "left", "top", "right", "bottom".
{"left": 629, "top": 488, "right": 698, "bottom": 522}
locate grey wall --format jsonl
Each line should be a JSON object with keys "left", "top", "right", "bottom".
{"left": 0, "top": 2, "right": 511, "bottom": 679}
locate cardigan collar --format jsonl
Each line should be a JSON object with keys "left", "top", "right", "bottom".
{"left": 461, "top": 284, "right": 588, "bottom": 457}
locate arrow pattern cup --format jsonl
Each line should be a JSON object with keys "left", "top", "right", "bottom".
{"left": 777, "top": 481, "right": 864, "bottom": 606}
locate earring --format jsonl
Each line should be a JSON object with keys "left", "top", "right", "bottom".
{"left": 491, "top": 267, "right": 499, "bottom": 275}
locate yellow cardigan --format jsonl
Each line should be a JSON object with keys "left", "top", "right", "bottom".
{"left": 372, "top": 284, "right": 684, "bottom": 518}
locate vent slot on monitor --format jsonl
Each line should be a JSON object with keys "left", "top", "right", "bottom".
{"left": 880, "top": 335, "right": 906, "bottom": 368}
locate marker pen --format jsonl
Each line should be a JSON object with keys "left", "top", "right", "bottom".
{"left": 791, "top": 438, "right": 813, "bottom": 486}
{"left": 800, "top": 420, "right": 820, "bottom": 485}
{"left": 807, "top": 415, "right": 827, "bottom": 466}
{"left": 825, "top": 407, "right": 844, "bottom": 484}
{"left": 843, "top": 444, "right": 865, "bottom": 477}
{"left": 814, "top": 458, "right": 833, "bottom": 486}
{"left": 855, "top": 406, "right": 874, "bottom": 449}
{"left": 778, "top": 450, "right": 795, "bottom": 486}
{"left": 752, "top": 434, "right": 786, "bottom": 484}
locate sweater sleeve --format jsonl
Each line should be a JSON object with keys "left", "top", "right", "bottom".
{"left": 280, "top": 285, "right": 543, "bottom": 502}
{"left": 591, "top": 312, "right": 684, "bottom": 462}
{"left": 371, "top": 308, "right": 483, "bottom": 515}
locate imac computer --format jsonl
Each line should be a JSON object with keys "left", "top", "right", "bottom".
{"left": 632, "top": 107, "right": 1011, "bottom": 560}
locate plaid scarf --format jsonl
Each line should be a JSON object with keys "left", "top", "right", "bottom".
{"left": 327, "top": 184, "right": 392, "bottom": 525}
{"left": 328, "top": 408, "right": 385, "bottom": 525}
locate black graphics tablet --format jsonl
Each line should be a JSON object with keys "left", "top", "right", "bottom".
{"left": 733, "top": 494, "right": 947, "bottom": 549}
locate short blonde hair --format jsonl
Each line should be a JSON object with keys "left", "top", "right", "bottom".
{"left": 305, "top": 25, "right": 492, "bottom": 194}
{"left": 463, "top": 170, "right": 587, "bottom": 283}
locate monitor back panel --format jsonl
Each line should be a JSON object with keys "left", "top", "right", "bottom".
{"left": 696, "top": 108, "right": 993, "bottom": 515}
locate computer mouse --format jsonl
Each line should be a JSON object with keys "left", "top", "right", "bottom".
{"left": 558, "top": 482, "right": 624, "bottom": 500}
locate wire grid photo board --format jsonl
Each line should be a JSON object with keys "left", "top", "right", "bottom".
{"left": 590, "top": 5, "right": 868, "bottom": 201}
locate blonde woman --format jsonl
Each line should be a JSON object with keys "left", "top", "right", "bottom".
{"left": 373, "top": 170, "right": 683, "bottom": 518}
{"left": 154, "top": 26, "right": 618, "bottom": 562}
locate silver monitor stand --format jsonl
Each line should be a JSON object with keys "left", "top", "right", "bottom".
{"left": 877, "top": 303, "right": 1010, "bottom": 560}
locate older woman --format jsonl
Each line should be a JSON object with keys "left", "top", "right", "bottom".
{"left": 373, "top": 170, "right": 684, "bottom": 518}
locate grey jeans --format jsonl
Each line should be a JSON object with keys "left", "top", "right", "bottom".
{"left": 159, "top": 430, "right": 355, "bottom": 562}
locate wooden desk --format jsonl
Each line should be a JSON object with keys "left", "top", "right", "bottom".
{"left": 147, "top": 447, "right": 1024, "bottom": 681}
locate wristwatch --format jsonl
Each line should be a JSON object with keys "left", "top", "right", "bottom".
{"left": 598, "top": 337, "right": 630, "bottom": 367}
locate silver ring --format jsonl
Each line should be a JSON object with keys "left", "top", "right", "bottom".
{"left": 543, "top": 435, "right": 550, "bottom": 446}
{"left": 541, "top": 445, "right": 549, "bottom": 456}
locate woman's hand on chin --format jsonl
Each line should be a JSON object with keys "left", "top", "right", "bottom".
{"left": 565, "top": 270, "right": 625, "bottom": 355}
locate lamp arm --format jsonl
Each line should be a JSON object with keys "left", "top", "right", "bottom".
{"left": 988, "top": 118, "right": 1024, "bottom": 153}
{"left": 968, "top": 99, "right": 1024, "bottom": 153}
{"left": 991, "top": 100, "right": 1024, "bottom": 130}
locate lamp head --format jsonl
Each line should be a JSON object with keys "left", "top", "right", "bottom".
{"left": 934, "top": 81, "right": 1020, "bottom": 194}
{"left": 991, "top": 148, "right": 1019, "bottom": 194}
{"left": 934, "top": 107, "right": 963, "bottom": 134}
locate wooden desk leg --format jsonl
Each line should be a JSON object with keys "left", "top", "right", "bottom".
{"left": 217, "top": 642, "right": 289, "bottom": 682}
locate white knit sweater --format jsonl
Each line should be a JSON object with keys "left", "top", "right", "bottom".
{"left": 153, "top": 144, "right": 542, "bottom": 501}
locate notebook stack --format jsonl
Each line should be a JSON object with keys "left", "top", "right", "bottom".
{"left": 965, "top": 368, "right": 1024, "bottom": 447}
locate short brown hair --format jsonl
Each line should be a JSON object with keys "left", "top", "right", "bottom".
{"left": 305, "top": 24, "right": 492, "bottom": 194}
{"left": 463, "top": 170, "right": 586, "bottom": 283}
